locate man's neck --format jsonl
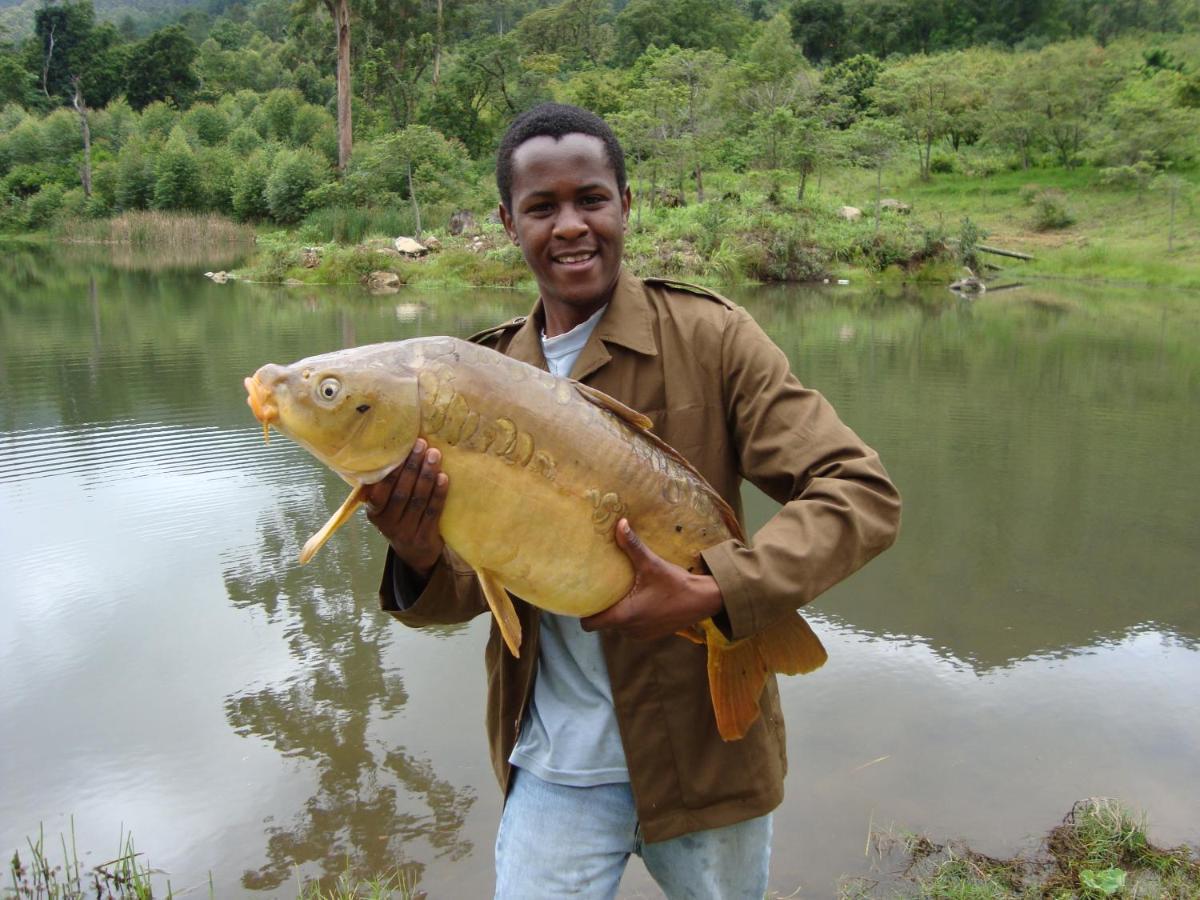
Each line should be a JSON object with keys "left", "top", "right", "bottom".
{"left": 543, "top": 300, "right": 608, "bottom": 338}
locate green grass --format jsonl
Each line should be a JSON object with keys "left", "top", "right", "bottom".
{"left": 873, "top": 799, "right": 1200, "bottom": 899}
{"left": 825, "top": 159, "right": 1200, "bottom": 289}
{"left": 7, "top": 821, "right": 166, "bottom": 900}
{"left": 6, "top": 823, "right": 421, "bottom": 900}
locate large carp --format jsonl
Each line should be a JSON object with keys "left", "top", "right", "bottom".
{"left": 244, "top": 336, "right": 827, "bottom": 740}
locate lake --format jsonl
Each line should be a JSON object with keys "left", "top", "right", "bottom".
{"left": 1, "top": 244, "right": 1197, "bottom": 897}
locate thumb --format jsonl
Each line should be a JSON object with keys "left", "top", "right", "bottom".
{"left": 615, "top": 518, "right": 653, "bottom": 567}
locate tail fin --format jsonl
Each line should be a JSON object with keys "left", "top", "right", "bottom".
{"left": 705, "top": 612, "right": 828, "bottom": 741}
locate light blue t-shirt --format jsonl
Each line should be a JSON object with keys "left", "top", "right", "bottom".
{"left": 508, "top": 305, "right": 631, "bottom": 787}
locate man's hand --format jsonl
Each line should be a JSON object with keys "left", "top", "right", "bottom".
{"left": 581, "top": 519, "right": 725, "bottom": 640}
{"left": 363, "top": 438, "right": 449, "bottom": 578}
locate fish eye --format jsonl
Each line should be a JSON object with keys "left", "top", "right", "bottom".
{"left": 318, "top": 377, "right": 341, "bottom": 400}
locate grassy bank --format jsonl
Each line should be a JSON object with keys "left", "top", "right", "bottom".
{"left": 11, "top": 800, "right": 1195, "bottom": 898}
{"left": 853, "top": 798, "right": 1200, "bottom": 899}
{"left": 826, "top": 162, "right": 1200, "bottom": 290}
{"left": 228, "top": 160, "right": 1198, "bottom": 292}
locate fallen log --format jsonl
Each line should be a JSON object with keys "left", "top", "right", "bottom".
{"left": 977, "top": 244, "right": 1035, "bottom": 261}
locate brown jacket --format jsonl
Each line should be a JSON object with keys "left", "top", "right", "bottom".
{"left": 379, "top": 269, "right": 900, "bottom": 842}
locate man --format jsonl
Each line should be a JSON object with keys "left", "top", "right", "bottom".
{"left": 365, "top": 103, "right": 900, "bottom": 899}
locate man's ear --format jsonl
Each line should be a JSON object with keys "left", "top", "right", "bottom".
{"left": 499, "top": 203, "right": 518, "bottom": 245}
{"left": 621, "top": 185, "right": 632, "bottom": 227}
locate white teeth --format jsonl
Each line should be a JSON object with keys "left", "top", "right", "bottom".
{"left": 556, "top": 252, "right": 595, "bottom": 263}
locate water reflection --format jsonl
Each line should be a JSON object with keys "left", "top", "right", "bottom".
{"left": 2, "top": 250, "right": 1198, "bottom": 897}
{"left": 221, "top": 476, "right": 474, "bottom": 892}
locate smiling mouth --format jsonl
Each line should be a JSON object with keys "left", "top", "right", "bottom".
{"left": 553, "top": 251, "right": 597, "bottom": 264}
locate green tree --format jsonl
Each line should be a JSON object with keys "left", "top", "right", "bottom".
{"left": 153, "top": 125, "right": 202, "bottom": 210}
{"left": 814, "top": 53, "right": 881, "bottom": 128}
{"left": 231, "top": 149, "right": 272, "bottom": 221}
{"left": 264, "top": 146, "right": 329, "bottom": 222}
{"left": 614, "top": 0, "right": 748, "bottom": 66}
{"left": 348, "top": 125, "right": 468, "bottom": 236}
{"left": 844, "top": 116, "right": 904, "bottom": 233}
{"left": 125, "top": 25, "right": 200, "bottom": 111}
{"left": 1100, "top": 69, "right": 1200, "bottom": 167}
{"left": 640, "top": 45, "right": 727, "bottom": 202}
{"left": 788, "top": 0, "right": 846, "bottom": 63}
{"left": 183, "top": 103, "right": 230, "bottom": 146}
{"left": 515, "top": 0, "right": 613, "bottom": 69}
{"left": 869, "top": 53, "right": 965, "bottom": 180}
{"left": 114, "top": 137, "right": 156, "bottom": 210}
{"left": 1028, "top": 41, "right": 1118, "bottom": 167}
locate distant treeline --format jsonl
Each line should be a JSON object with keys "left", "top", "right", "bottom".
{"left": 0, "top": 0, "right": 1196, "bottom": 234}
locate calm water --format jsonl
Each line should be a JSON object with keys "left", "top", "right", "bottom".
{"left": 1, "top": 245, "right": 1197, "bottom": 897}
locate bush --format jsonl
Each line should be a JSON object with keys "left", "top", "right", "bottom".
{"left": 41, "top": 109, "right": 81, "bottom": 161}
{"left": 154, "top": 127, "right": 203, "bottom": 211}
{"left": 1, "top": 164, "right": 55, "bottom": 199}
{"left": 741, "top": 222, "right": 828, "bottom": 282}
{"left": 24, "top": 183, "right": 65, "bottom": 229}
{"left": 231, "top": 151, "right": 271, "bottom": 221}
{"left": 139, "top": 101, "right": 178, "bottom": 140}
{"left": 183, "top": 104, "right": 231, "bottom": 147}
{"left": 1, "top": 117, "right": 46, "bottom": 169}
{"left": 1032, "top": 189, "right": 1075, "bottom": 230}
{"left": 197, "top": 145, "right": 237, "bottom": 214}
{"left": 227, "top": 124, "right": 263, "bottom": 156}
{"left": 929, "top": 154, "right": 956, "bottom": 174}
{"left": 291, "top": 104, "right": 333, "bottom": 147}
{"left": 115, "top": 140, "right": 157, "bottom": 211}
{"left": 957, "top": 216, "right": 989, "bottom": 270}
{"left": 264, "top": 147, "right": 329, "bottom": 223}
{"left": 254, "top": 88, "right": 303, "bottom": 141}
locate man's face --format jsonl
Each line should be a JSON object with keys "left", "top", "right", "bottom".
{"left": 500, "top": 133, "right": 631, "bottom": 327}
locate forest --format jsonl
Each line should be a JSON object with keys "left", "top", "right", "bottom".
{"left": 0, "top": 0, "right": 1197, "bottom": 282}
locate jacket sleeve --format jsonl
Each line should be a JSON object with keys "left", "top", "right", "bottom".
{"left": 378, "top": 545, "right": 489, "bottom": 626}
{"left": 699, "top": 307, "right": 901, "bottom": 641}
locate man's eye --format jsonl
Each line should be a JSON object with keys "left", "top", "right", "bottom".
{"left": 581, "top": 195, "right": 605, "bottom": 206}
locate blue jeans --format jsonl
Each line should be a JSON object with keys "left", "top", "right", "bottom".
{"left": 494, "top": 767, "right": 772, "bottom": 899}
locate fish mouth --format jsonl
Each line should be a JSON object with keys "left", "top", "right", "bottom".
{"left": 244, "top": 375, "right": 279, "bottom": 442}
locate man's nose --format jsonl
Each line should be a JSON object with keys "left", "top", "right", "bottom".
{"left": 553, "top": 204, "right": 588, "bottom": 240}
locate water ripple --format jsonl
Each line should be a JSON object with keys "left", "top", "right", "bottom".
{"left": 0, "top": 420, "right": 307, "bottom": 485}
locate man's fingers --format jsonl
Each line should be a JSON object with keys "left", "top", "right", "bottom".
{"left": 414, "top": 472, "right": 449, "bottom": 542}
{"left": 614, "top": 519, "right": 655, "bottom": 567}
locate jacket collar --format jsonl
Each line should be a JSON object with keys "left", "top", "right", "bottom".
{"left": 502, "top": 268, "right": 658, "bottom": 381}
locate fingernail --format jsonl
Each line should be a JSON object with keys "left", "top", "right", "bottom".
{"left": 427, "top": 448, "right": 440, "bottom": 464}
{"left": 414, "top": 439, "right": 427, "bottom": 454}
{"left": 621, "top": 520, "right": 631, "bottom": 534}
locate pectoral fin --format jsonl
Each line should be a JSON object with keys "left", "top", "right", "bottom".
{"left": 477, "top": 569, "right": 522, "bottom": 658}
{"left": 300, "top": 485, "right": 366, "bottom": 565}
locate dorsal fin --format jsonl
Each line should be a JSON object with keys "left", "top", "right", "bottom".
{"left": 571, "top": 381, "right": 653, "bottom": 430}
{"left": 570, "top": 380, "right": 746, "bottom": 544}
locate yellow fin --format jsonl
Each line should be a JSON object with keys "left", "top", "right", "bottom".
{"left": 706, "top": 628, "right": 769, "bottom": 742}
{"left": 753, "top": 610, "right": 828, "bottom": 676}
{"left": 571, "top": 381, "right": 654, "bottom": 430}
{"left": 300, "top": 485, "right": 365, "bottom": 565}
{"left": 703, "top": 613, "right": 828, "bottom": 741}
{"left": 477, "top": 569, "right": 522, "bottom": 658}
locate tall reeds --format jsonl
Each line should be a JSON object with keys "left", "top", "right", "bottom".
{"left": 58, "top": 212, "right": 256, "bottom": 246}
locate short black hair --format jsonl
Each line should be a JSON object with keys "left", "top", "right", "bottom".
{"left": 496, "top": 102, "right": 627, "bottom": 211}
